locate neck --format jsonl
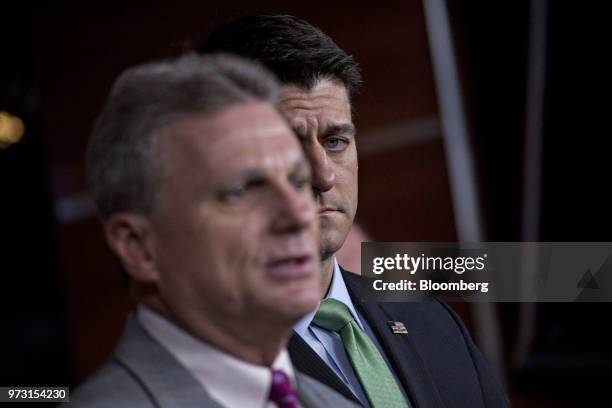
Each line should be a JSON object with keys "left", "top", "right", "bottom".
{"left": 321, "top": 256, "right": 335, "bottom": 297}
{"left": 141, "top": 295, "right": 291, "bottom": 366}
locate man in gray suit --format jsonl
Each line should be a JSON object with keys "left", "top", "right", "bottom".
{"left": 69, "top": 53, "right": 360, "bottom": 407}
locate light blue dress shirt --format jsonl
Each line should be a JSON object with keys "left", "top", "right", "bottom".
{"left": 294, "top": 259, "right": 405, "bottom": 407}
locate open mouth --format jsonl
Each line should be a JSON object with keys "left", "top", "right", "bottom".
{"left": 266, "top": 255, "right": 314, "bottom": 280}
{"left": 318, "top": 207, "right": 337, "bottom": 214}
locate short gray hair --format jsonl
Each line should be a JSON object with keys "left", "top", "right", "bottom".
{"left": 87, "top": 53, "right": 279, "bottom": 220}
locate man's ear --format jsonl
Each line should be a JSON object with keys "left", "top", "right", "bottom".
{"left": 104, "top": 212, "right": 159, "bottom": 283}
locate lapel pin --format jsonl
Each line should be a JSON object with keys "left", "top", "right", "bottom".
{"left": 387, "top": 321, "right": 408, "bottom": 334}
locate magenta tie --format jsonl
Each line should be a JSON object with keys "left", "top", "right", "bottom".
{"left": 268, "top": 370, "right": 300, "bottom": 408}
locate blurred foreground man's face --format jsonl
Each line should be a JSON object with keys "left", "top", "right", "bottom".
{"left": 278, "top": 79, "right": 358, "bottom": 262}
{"left": 149, "top": 101, "right": 322, "bottom": 327}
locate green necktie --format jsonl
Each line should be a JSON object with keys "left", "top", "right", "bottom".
{"left": 312, "top": 299, "right": 409, "bottom": 408}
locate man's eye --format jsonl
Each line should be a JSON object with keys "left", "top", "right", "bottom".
{"left": 291, "top": 176, "right": 311, "bottom": 190}
{"left": 222, "top": 186, "right": 247, "bottom": 202}
{"left": 323, "top": 138, "right": 347, "bottom": 151}
{"left": 221, "top": 180, "right": 265, "bottom": 203}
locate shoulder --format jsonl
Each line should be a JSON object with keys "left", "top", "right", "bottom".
{"left": 295, "top": 371, "right": 361, "bottom": 408}
{"left": 340, "top": 266, "right": 467, "bottom": 335}
{"left": 67, "top": 358, "right": 155, "bottom": 408}
{"left": 339, "top": 267, "right": 508, "bottom": 405}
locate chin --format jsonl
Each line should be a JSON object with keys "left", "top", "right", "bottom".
{"left": 262, "top": 300, "right": 318, "bottom": 328}
{"left": 320, "top": 226, "right": 350, "bottom": 254}
{"left": 320, "top": 239, "right": 345, "bottom": 261}
{"left": 275, "top": 285, "right": 321, "bottom": 319}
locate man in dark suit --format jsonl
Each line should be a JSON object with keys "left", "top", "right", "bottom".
{"left": 199, "top": 15, "right": 509, "bottom": 407}
{"left": 70, "top": 53, "right": 359, "bottom": 407}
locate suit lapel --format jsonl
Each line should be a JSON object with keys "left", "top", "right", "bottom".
{"left": 114, "top": 315, "right": 224, "bottom": 408}
{"left": 288, "top": 332, "right": 361, "bottom": 404}
{"left": 295, "top": 370, "right": 362, "bottom": 408}
{"left": 295, "top": 370, "right": 321, "bottom": 408}
{"left": 341, "top": 268, "right": 446, "bottom": 408}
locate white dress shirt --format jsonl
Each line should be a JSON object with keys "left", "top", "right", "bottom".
{"left": 138, "top": 306, "right": 296, "bottom": 408}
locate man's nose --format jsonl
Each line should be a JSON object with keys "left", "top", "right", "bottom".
{"left": 272, "top": 185, "right": 316, "bottom": 233}
{"left": 308, "top": 143, "right": 335, "bottom": 194}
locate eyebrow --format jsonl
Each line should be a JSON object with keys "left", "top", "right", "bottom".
{"left": 322, "top": 123, "right": 356, "bottom": 138}
{"left": 223, "top": 159, "right": 310, "bottom": 185}
{"left": 291, "top": 123, "right": 356, "bottom": 139}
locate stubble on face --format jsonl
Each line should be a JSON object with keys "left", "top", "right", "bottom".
{"left": 278, "top": 79, "right": 358, "bottom": 279}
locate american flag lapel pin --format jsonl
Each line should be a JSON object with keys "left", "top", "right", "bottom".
{"left": 387, "top": 321, "right": 408, "bottom": 334}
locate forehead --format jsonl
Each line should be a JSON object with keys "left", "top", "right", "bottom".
{"left": 278, "top": 79, "right": 352, "bottom": 131}
{"left": 160, "top": 102, "right": 303, "bottom": 179}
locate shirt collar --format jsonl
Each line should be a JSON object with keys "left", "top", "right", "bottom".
{"left": 294, "top": 258, "right": 365, "bottom": 336}
{"left": 138, "top": 306, "right": 295, "bottom": 408}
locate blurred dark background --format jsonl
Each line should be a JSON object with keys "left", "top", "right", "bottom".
{"left": 1, "top": 1, "right": 610, "bottom": 406}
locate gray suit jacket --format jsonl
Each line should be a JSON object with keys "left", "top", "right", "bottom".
{"left": 67, "top": 315, "right": 360, "bottom": 407}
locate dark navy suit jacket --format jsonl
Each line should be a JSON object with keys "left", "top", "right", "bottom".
{"left": 288, "top": 267, "right": 509, "bottom": 408}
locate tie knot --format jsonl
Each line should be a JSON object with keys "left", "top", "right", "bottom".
{"left": 312, "top": 299, "right": 354, "bottom": 332}
{"left": 269, "top": 370, "right": 300, "bottom": 408}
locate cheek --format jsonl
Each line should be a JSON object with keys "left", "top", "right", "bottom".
{"left": 153, "top": 207, "right": 272, "bottom": 316}
{"left": 336, "top": 148, "right": 358, "bottom": 189}
{"left": 336, "top": 164, "right": 359, "bottom": 199}
{"left": 206, "top": 222, "right": 263, "bottom": 289}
